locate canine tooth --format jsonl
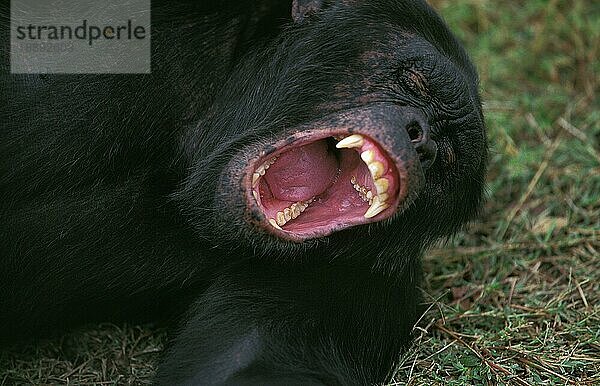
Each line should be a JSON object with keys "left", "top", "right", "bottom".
{"left": 364, "top": 198, "right": 389, "bottom": 218}
{"left": 361, "top": 150, "right": 375, "bottom": 164}
{"left": 276, "top": 212, "right": 286, "bottom": 226}
{"left": 252, "top": 190, "right": 260, "bottom": 202}
{"left": 252, "top": 173, "right": 260, "bottom": 186}
{"left": 284, "top": 208, "right": 292, "bottom": 221}
{"left": 374, "top": 178, "right": 389, "bottom": 194}
{"left": 336, "top": 134, "right": 364, "bottom": 149}
{"left": 269, "top": 219, "right": 282, "bottom": 230}
{"left": 368, "top": 161, "right": 384, "bottom": 179}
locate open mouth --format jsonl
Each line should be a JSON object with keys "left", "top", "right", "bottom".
{"left": 246, "top": 131, "right": 407, "bottom": 241}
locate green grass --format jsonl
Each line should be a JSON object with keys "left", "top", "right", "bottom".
{"left": 394, "top": 0, "right": 599, "bottom": 384}
{"left": 1, "top": 0, "right": 598, "bottom": 384}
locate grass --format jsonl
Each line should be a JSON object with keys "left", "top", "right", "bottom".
{"left": 394, "top": 0, "right": 599, "bottom": 384}
{"left": 0, "top": 325, "right": 164, "bottom": 385}
{"left": 1, "top": 0, "right": 598, "bottom": 384}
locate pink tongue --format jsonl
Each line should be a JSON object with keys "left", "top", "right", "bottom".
{"left": 264, "top": 140, "right": 338, "bottom": 202}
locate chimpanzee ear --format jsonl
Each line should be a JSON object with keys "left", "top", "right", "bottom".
{"left": 292, "top": 0, "right": 324, "bottom": 23}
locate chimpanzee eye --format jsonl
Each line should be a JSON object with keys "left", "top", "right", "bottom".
{"left": 396, "top": 61, "right": 432, "bottom": 101}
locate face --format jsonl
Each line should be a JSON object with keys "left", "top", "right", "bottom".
{"left": 178, "top": 0, "right": 487, "bottom": 261}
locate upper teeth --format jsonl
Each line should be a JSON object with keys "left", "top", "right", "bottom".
{"left": 254, "top": 134, "right": 391, "bottom": 231}
{"left": 352, "top": 177, "right": 374, "bottom": 204}
{"left": 364, "top": 196, "right": 389, "bottom": 218}
{"left": 336, "top": 134, "right": 364, "bottom": 149}
{"left": 368, "top": 161, "right": 384, "bottom": 179}
{"left": 374, "top": 178, "right": 389, "bottom": 194}
{"left": 349, "top": 136, "right": 390, "bottom": 218}
{"left": 345, "top": 134, "right": 391, "bottom": 217}
{"left": 360, "top": 149, "right": 375, "bottom": 163}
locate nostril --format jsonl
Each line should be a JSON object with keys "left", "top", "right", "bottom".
{"left": 405, "top": 120, "right": 437, "bottom": 169}
{"left": 406, "top": 122, "right": 423, "bottom": 142}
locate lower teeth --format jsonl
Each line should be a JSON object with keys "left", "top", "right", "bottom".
{"left": 274, "top": 199, "right": 313, "bottom": 227}
{"left": 257, "top": 134, "right": 395, "bottom": 231}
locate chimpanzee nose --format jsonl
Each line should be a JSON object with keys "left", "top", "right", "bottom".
{"left": 406, "top": 120, "right": 437, "bottom": 170}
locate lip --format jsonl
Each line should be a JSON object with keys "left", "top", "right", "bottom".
{"left": 244, "top": 127, "right": 414, "bottom": 242}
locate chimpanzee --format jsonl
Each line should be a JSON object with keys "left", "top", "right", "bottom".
{"left": 0, "top": 0, "right": 487, "bottom": 384}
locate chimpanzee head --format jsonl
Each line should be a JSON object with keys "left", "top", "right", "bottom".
{"left": 177, "top": 0, "right": 487, "bottom": 267}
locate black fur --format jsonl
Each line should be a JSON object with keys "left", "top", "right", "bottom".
{"left": 0, "top": 1, "right": 486, "bottom": 384}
